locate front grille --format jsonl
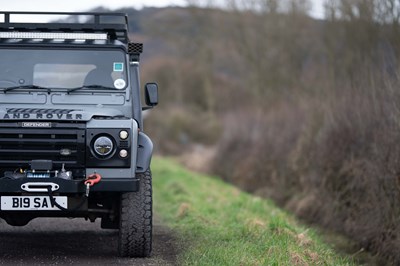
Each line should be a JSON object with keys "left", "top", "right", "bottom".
{"left": 0, "top": 127, "right": 85, "bottom": 168}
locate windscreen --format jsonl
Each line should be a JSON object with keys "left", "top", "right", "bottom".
{"left": 0, "top": 48, "right": 128, "bottom": 89}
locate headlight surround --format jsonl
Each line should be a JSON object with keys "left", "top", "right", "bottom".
{"left": 86, "top": 128, "right": 132, "bottom": 168}
{"left": 93, "top": 136, "right": 114, "bottom": 157}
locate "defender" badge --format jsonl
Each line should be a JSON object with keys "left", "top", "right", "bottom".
{"left": 21, "top": 122, "right": 52, "bottom": 128}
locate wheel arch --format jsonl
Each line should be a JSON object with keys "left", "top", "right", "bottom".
{"left": 136, "top": 132, "right": 153, "bottom": 173}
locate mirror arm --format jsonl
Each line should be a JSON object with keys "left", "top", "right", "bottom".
{"left": 142, "top": 106, "right": 154, "bottom": 111}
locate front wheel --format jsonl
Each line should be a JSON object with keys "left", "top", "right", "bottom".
{"left": 118, "top": 169, "right": 152, "bottom": 257}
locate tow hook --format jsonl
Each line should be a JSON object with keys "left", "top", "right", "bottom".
{"left": 84, "top": 173, "right": 102, "bottom": 197}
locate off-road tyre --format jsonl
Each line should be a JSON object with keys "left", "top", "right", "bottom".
{"left": 118, "top": 169, "right": 152, "bottom": 257}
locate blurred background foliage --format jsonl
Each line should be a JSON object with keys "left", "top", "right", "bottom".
{"left": 104, "top": 0, "right": 400, "bottom": 263}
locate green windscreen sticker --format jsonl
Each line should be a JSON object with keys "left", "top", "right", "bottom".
{"left": 113, "top": 62, "right": 124, "bottom": 72}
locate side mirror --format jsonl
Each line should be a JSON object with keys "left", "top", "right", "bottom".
{"left": 144, "top": 83, "right": 158, "bottom": 109}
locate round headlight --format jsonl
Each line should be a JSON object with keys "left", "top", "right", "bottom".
{"left": 93, "top": 136, "right": 114, "bottom": 156}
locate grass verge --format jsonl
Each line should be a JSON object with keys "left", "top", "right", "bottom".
{"left": 152, "top": 157, "right": 355, "bottom": 265}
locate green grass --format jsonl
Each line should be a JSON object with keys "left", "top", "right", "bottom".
{"left": 152, "top": 157, "right": 355, "bottom": 266}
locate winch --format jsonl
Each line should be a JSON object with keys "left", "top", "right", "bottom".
{"left": 4, "top": 160, "right": 72, "bottom": 180}
{"left": 28, "top": 161, "right": 72, "bottom": 180}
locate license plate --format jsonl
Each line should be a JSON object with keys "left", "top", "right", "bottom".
{"left": 1, "top": 196, "right": 67, "bottom": 211}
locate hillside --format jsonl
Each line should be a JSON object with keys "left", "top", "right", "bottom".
{"left": 61, "top": 5, "right": 400, "bottom": 263}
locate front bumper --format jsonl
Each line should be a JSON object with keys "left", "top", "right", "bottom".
{"left": 0, "top": 177, "right": 139, "bottom": 193}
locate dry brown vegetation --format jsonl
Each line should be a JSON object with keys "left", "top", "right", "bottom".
{"left": 136, "top": 0, "right": 400, "bottom": 264}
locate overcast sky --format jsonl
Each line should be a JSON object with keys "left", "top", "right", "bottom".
{"left": 0, "top": 0, "right": 325, "bottom": 20}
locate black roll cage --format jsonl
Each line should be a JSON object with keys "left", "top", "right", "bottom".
{"left": 0, "top": 12, "right": 129, "bottom": 43}
{"left": 0, "top": 12, "right": 143, "bottom": 60}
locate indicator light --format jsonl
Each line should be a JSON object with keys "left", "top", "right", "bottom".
{"left": 119, "top": 149, "right": 128, "bottom": 158}
{"left": 119, "top": 130, "right": 129, "bottom": 140}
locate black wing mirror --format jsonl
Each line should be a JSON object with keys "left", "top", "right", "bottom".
{"left": 143, "top": 83, "right": 158, "bottom": 110}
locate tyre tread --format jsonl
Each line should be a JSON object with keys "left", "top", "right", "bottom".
{"left": 118, "top": 169, "right": 152, "bottom": 257}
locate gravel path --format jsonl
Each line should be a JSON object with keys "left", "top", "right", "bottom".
{"left": 0, "top": 216, "right": 177, "bottom": 265}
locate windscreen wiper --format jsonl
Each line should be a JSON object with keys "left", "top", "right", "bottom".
{"left": 3, "top": 85, "right": 51, "bottom": 93}
{"left": 67, "top": 85, "right": 116, "bottom": 94}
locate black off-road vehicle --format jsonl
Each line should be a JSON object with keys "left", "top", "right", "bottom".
{"left": 0, "top": 12, "right": 157, "bottom": 257}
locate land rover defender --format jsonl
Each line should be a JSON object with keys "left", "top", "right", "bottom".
{"left": 0, "top": 12, "right": 157, "bottom": 257}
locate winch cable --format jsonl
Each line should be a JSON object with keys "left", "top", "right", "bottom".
{"left": 46, "top": 173, "right": 102, "bottom": 211}
{"left": 46, "top": 186, "right": 86, "bottom": 212}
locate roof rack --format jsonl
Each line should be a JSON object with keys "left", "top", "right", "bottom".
{"left": 0, "top": 12, "right": 129, "bottom": 43}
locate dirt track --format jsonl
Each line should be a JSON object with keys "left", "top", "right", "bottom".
{"left": 0, "top": 216, "right": 177, "bottom": 265}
